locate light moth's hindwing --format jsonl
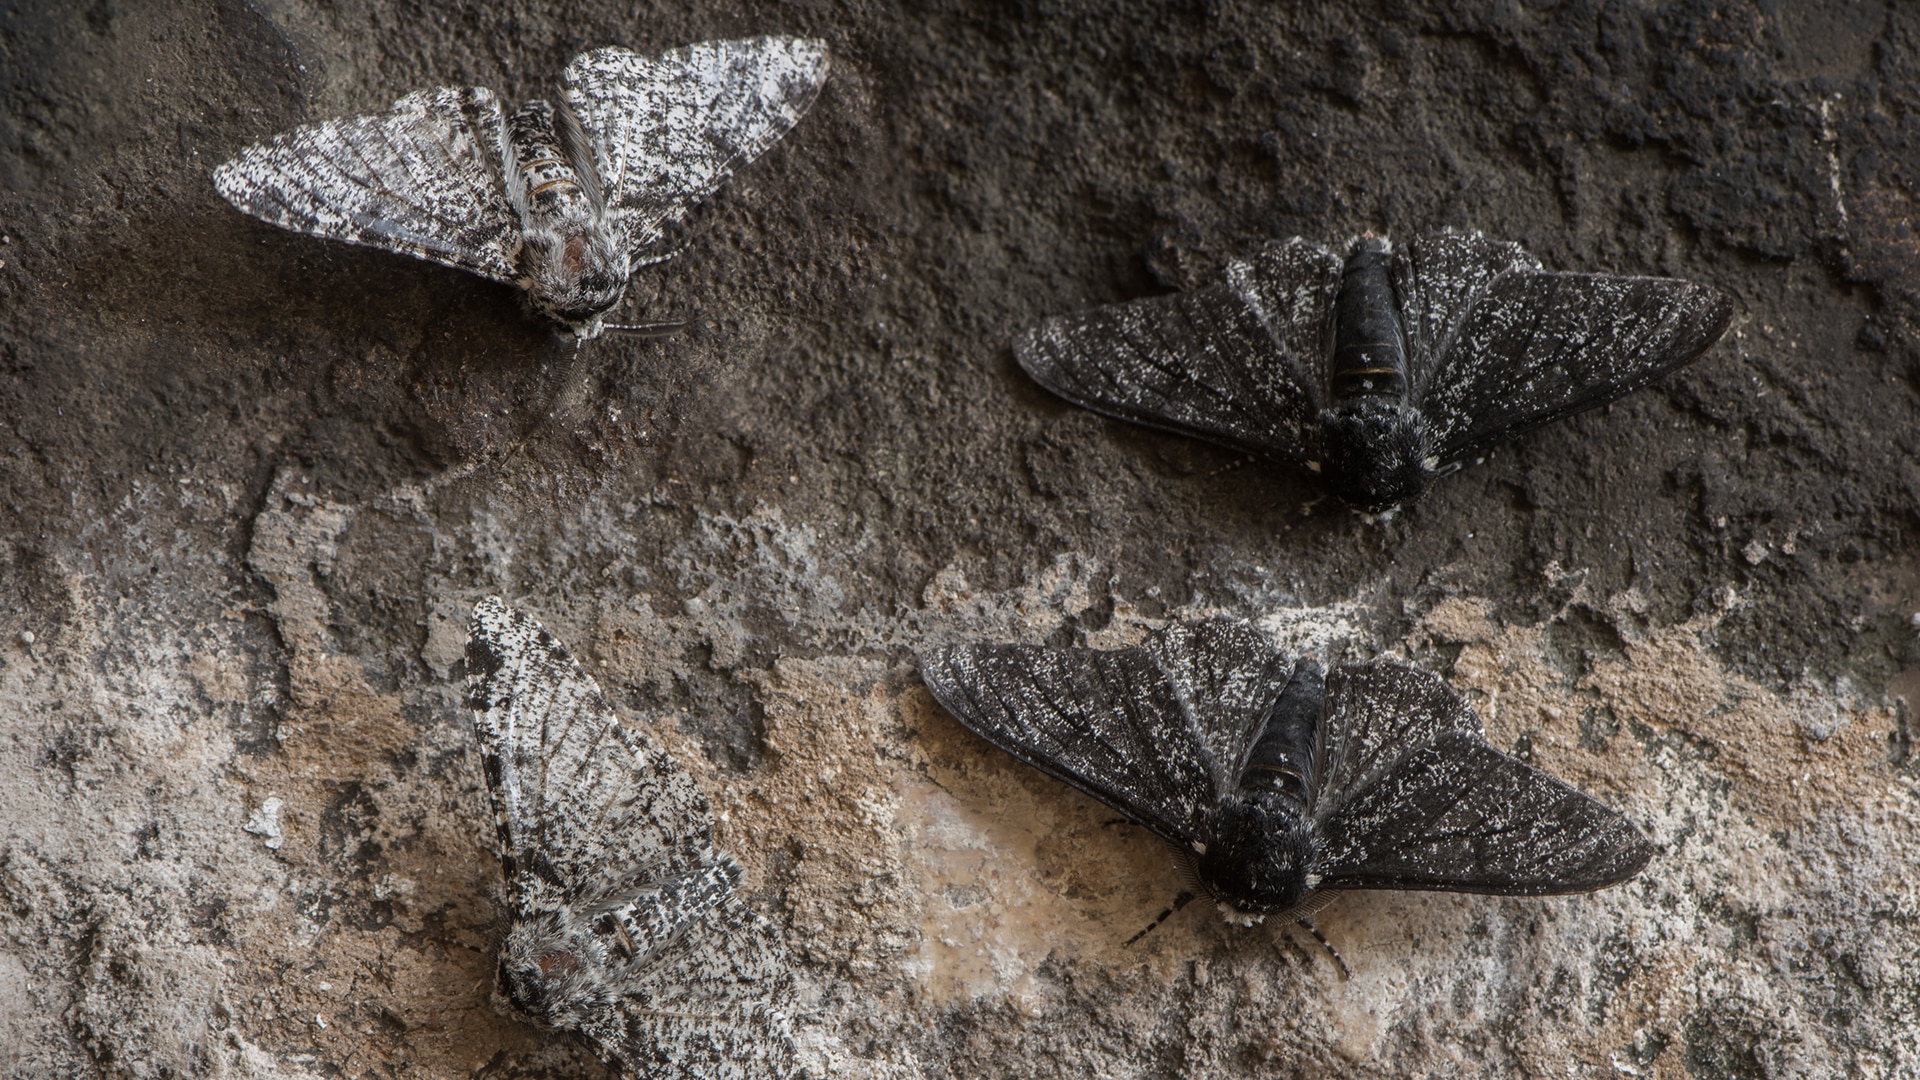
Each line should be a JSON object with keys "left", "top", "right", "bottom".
{"left": 465, "top": 597, "right": 805, "bottom": 1079}
{"left": 919, "top": 619, "right": 1653, "bottom": 921}
{"left": 1014, "top": 228, "right": 1734, "bottom": 509}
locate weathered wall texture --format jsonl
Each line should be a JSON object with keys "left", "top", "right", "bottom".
{"left": 3, "top": 1, "right": 1919, "bottom": 1077}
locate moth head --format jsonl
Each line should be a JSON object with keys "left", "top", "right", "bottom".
{"left": 495, "top": 908, "right": 616, "bottom": 1030}
{"left": 1319, "top": 400, "right": 1435, "bottom": 513}
{"left": 1195, "top": 801, "right": 1316, "bottom": 916}
{"left": 518, "top": 223, "right": 630, "bottom": 338}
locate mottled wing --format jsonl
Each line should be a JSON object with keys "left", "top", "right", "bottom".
{"left": 920, "top": 640, "right": 1223, "bottom": 845}
{"left": 1310, "top": 663, "right": 1653, "bottom": 894}
{"left": 1138, "top": 620, "right": 1297, "bottom": 790}
{"left": 1389, "top": 229, "right": 1538, "bottom": 397}
{"left": 213, "top": 87, "right": 520, "bottom": 282}
{"left": 1404, "top": 237, "right": 1734, "bottom": 467}
{"left": 564, "top": 38, "right": 830, "bottom": 256}
{"left": 1016, "top": 239, "right": 1340, "bottom": 468}
{"left": 583, "top": 898, "right": 804, "bottom": 1080}
{"left": 466, "top": 597, "right": 715, "bottom": 913}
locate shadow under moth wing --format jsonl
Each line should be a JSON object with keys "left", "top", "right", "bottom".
{"left": 918, "top": 620, "right": 1652, "bottom": 924}
{"left": 1015, "top": 229, "right": 1734, "bottom": 510}
{"left": 465, "top": 597, "right": 805, "bottom": 1080}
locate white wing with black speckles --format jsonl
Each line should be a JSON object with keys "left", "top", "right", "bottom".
{"left": 466, "top": 596, "right": 714, "bottom": 908}
{"left": 465, "top": 597, "right": 806, "bottom": 1079}
{"left": 212, "top": 86, "right": 521, "bottom": 282}
{"left": 563, "top": 38, "right": 831, "bottom": 258}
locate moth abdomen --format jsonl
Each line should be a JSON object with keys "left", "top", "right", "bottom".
{"left": 1238, "top": 660, "right": 1325, "bottom": 814}
{"left": 1327, "top": 236, "right": 1409, "bottom": 400}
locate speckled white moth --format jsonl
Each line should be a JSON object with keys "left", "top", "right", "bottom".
{"left": 465, "top": 597, "right": 806, "bottom": 1079}
{"left": 214, "top": 38, "right": 829, "bottom": 339}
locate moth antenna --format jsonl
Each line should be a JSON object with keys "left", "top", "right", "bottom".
{"left": 1204, "top": 455, "right": 1255, "bottom": 478}
{"left": 1124, "top": 890, "right": 1195, "bottom": 948}
{"left": 1293, "top": 918, "right": 1351, "bottom": 980}
{"left": 602, "top": 320, "right": 688, "bottom": 339}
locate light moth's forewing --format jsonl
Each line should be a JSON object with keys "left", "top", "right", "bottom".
{"left": 465, "top": 597, "right": 712, "bottom": 901}
{"left": 564, "top": 38, "right": 831, "bottom": 256}
{"left": 212, "top": 86, "right": 522, "bottom": 282}
{"left": 465, "top": 598, "right": 805, "bottom": 1079}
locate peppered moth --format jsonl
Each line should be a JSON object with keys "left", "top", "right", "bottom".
{"left": 1016, "top": 230, "right": 1735, "bottom": 511}
{"left": 465, "top": 597, "right": 806, "bottom": 1079}
{"left": 214, "top": 38, "right": 830, "bottom": 339}
{"left": 920, "top": 620, "right": 1652, "bottom": 922}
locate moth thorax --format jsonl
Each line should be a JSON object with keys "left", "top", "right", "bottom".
{"left": 1195, "top": 801, "right": 1315, "bottom": 916}
{"left": 1319, "top": 399, "right": 1434, "bottom": 512}
{"left": 496, "top": 909, "right": 615, "bottom": 1030}
{"left": 1329, "top": 236, "right": 1407, "bottom": 399}
{"left": 518, "top": 221, "right": 630, "bottom": 334}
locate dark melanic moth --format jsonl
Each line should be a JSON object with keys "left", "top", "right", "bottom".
{"left": 214, "top": 38, "right": 828, "bottom": 340}
{"left": 919, "top": 620, "right": 1652, "bottom": 928}
{"left": 465, "top": 597, "right": 806, "bottom": 1079}
{"left": 1016, "top": 230, "right": 1735, "bottom": 511}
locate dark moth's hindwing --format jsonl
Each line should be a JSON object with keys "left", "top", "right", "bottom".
{"left": 920, "top": 620, "right": 1652, "bottom": 921}
{"left": 1015, "top": 229, "right": 1734, "bottom": 509}
{"left": 466, "top": 598, "right": 806, "bottom": 1079}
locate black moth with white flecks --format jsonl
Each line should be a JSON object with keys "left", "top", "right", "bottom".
{"left": 1016, "top": 230, "right": 1735, "bottom": 511}
{"left": 214, "top": 38, "right": 828, "bottom": 340}
{"left": 920, "top": 620, "right": 1652, "bottom": 923}
{"left": 465, "top": 597, "right": 806, "bottom": 1080}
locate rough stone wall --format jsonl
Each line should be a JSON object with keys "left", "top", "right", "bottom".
{"left": 3, "top": 1, "right": 1919, "bottom": 1077}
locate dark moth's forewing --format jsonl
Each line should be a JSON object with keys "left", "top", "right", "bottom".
{"left": 921, "top": 621, "right": 1652, "bottom": 914}
{"left": 1014, "top": 240, "right": 1338, "bottom": 473}
{"left": 1310, "top": 663, "right": 1653, "bottom": 894}
{"left": 919, "top": 621, "right": 1294, "bottom": 845}
{"left": 1014, "top": 229, "right": 1734, "bottom": 508}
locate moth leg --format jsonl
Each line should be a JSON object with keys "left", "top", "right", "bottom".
{"left": 1124, "top": 890, "right": 1196, "bottom": 947}
{"left": 1292, "top": 919, "right": 1351, "bottom": 980}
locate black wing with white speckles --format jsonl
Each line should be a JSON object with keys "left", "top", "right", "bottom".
{"left": 564, "top": 38, "right": 830, "bottom": 259}
{"left": 212, "top": 86, "right": 521, "bottom": 282}
{"left": 920, "top": 620, "right": 1294, "bottom": 845}
{"left": 920, "top": 620, "right": 1652, "bottom": 918}
{"left": 1015, "top": 228, "right": 1733, "bottom": 509}
{"left": 1014, "top": 239, "right": 1340, "bottom": 468}
{"left": 1406, "top": 243, "right": 1736, "bottom": 466}
{"left": 1309, "top": 662, "right": 1654, "bottom": 895}
{"left": 466, "top": 598, "right": 804, "bottom": 1080}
